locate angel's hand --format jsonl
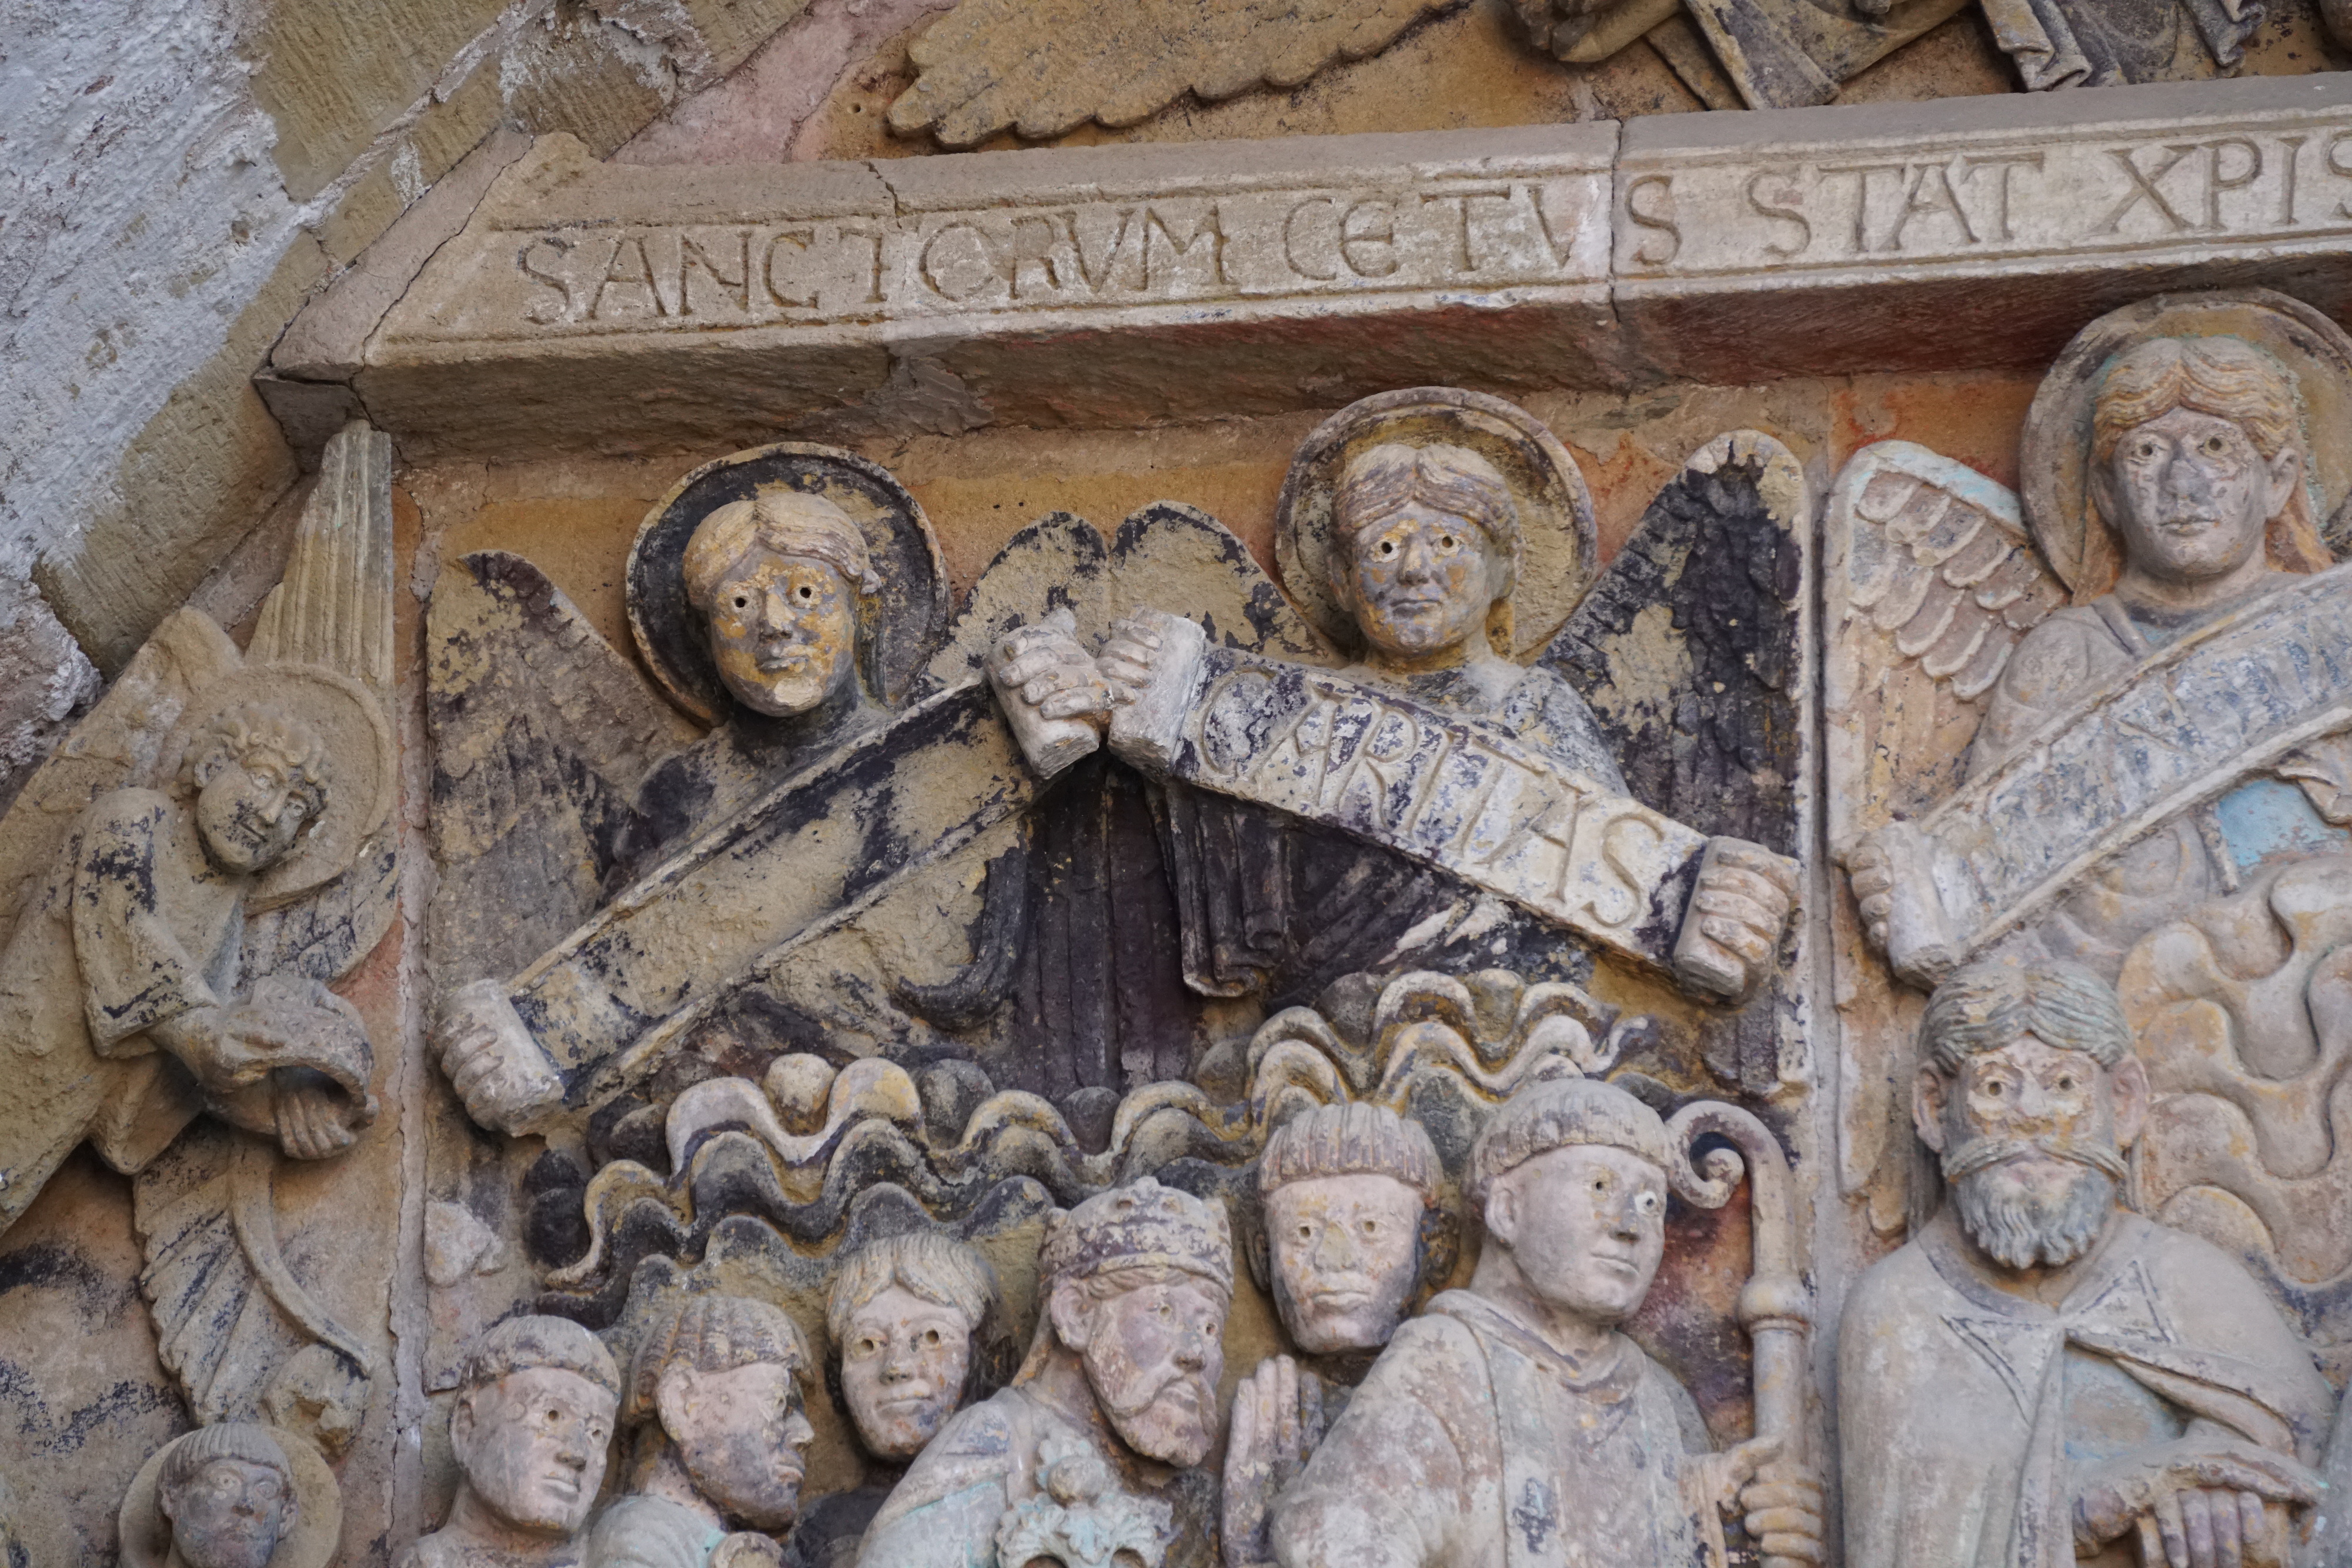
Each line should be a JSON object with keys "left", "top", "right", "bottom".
{"left": 987, "top": 617, "right": 1112, "bottom": 725}
{"left": 274, "top": 1072, "right": 362, "bottom": 1161}
{"left": 435, "top": 981, "right": 564, "bottom": 1135}
{"left": 1673, "top": 838, "right": 1798, "bottom": 1003}
{"left": 152, "top": 1005, "right": 302, "bottom": 1095}
{"left": 1096, "top": 615, "right": 1167, "bottom": 706}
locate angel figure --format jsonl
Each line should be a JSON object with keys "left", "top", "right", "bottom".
{"left": 1828, "top": 287, "right": 2352, "bottom": 1382}
{"left": 990, "top": 389, "right": 1803, "bottom": 1021}
{"left": 0, "top": 419, "right": 397, "bottom": 1428}
{"left": 427, "top": 442, "right": 954, "bottom": 1131}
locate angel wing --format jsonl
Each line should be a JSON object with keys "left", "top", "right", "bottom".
{"left": 1535, "top": 430, "right": 1809, "bottom": 1095}
{"left": 1539, "top": 430, "right": 1808, "bottom": 854}
{"left": 1820, "top": 439, "right": 2064, "bottom": 1221}
{"left": 886, "top": 0, "right": 1458, "bottom": 147}
{"left": 425, "top": 551, "right": 703, "bottom": 985}
{"left": 239, "top": 423, "right": 401, "bottom": 984}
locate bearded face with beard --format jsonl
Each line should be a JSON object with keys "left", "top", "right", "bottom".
{"left": 1943, "top": 1128, "right": 2130, "bottom": 1270}
{"left": 1915, "top": 999, "right": 2150, "bottom": 1280}
{"left": 1054, "top": 1266, "right": 1228, "bottom": 1469}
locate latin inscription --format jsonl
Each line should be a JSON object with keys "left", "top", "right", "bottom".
{"left": 490, "top": 176, "right": 1608, "bottom": 336}
{"left": 1173, "top": 656, "right": 1708, "bottom": 969}
{"left": 1617, "top": 123, "right": 2352, "bottom": 278}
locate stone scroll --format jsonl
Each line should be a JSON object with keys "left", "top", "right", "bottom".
{"left": 1852, "top": 561, "right": 2352, "bottom": 987}
{"left": 1105, "top": 614, "right": 1716, "bottom": 973}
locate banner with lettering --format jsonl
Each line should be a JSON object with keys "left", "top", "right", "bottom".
{"left": 1109, "top": 631, "right": 1713, "bottom": 972}
{"left": 1883, "top": 563, "right": 2352, "bottom": 973}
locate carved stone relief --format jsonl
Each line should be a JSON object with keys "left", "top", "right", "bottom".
{"left": 31, "top": 55, "right": 2352, "bottom": 1564}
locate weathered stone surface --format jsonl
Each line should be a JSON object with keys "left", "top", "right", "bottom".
{"left": 348, "top": 125, "right": 1621, "bottom": 452}
{"left": 1613, "top": 74, "right": 2352, "bottom": 382}
{"left": 290, "top": 76, "right": 2352, "bottom": 462}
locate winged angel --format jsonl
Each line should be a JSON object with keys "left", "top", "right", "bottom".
{"left": 1830, "top": 287, "right": 2352, "bottom": 1349}
{"left": 429, "top": 400, "right": 1810, "bottom": 1171}
{"left": 0, "top": 421, "right": 396, "bottom": 1435}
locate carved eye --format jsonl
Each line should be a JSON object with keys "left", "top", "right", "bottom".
{"left": 545, "top": 1406, "right": 564, "bottom": 1424}
{"left": 1591, "top": 1175, "right": 1609, "bottom": 1195}
{"left": 1983, "top": 1079, "right": 2004, "bottom": 1098}
{"left": 1360, "top": 1218, "right": 1379, "bottom": 1236}
{"left": 923, "top": 1328, "right": 942, "bottom": 1346}
{"left": 1437, "top": 533, "right": 1457, "bottom": 550}
{"left": 2204, "top": 435, "right": 2230, "bottom": 456}
{"left": 1377, "top": 539, "right": 1398, "bottom": 559}
{"left": 1297, "top": 1223, "right": 1314, "bottom": 1241}
{"left": 1157, "top": 1299, "right": 1171, "bottom": 1318}
{"left": 734, "top": 595, "right": 749, "bottom": 610}
{"left": 2055, "top": 1073, "right": 2077, "bottom": 1092}
{"left": 799, "top": 583, "right": 815, "bottom": 601}
{"left": 1635, "top": 1191, "right": 1663, "bottom": 1218}
{"left": 856, "top": 1337, "right": 880, "bottom": 1358}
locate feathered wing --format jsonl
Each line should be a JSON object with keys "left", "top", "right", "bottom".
{"left": 1539, "top": 430, "right": 1809, "bottom": 850}
{"left": 425, "top": 551, "right": 703, "bottom": 985}
{"left": 1820, "top": 439, "right": 2064, "bottom": 1221}
{"left": 239, "top": 422, "right": 401, "bottom": 986}
{"left": 886, "top": 0, "right": 1456, "bottom": 146}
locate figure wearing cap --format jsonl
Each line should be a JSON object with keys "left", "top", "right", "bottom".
{"left": 587, "top": 1295, "right": 820, "bottom": 1568}
{"left": 405, "top": 1316, "right": 622, "bottom": 1568}
{"left": 1267, "top": 1077, "right": 1823, "bottom": 1568}
{"left": 0, "top": 697, "right": 380, "bottom": 1232}
{"left": 857, "top": 1178, "right": 1234, "bottom": 1568}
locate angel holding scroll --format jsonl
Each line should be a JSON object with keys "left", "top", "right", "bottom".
{"left": 989, "top": 387, "right": 1801, "bottom": 1012}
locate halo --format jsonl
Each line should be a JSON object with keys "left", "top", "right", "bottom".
{"left": 119, "top": 1425, "right": 342, "bottom": 1568}
{"left": 628, "top": 443, "right": 951, "bottom": 724}
{"left": 1275, "top": 387, "right": 1597, "bottom": 661}
{"left": 165, "top": 664, "right": 396, "bottom": 912}
{"left": 2021, "top": 288, "right": 2352, "bottom": 598}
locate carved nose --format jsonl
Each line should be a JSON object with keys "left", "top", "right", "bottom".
{"left": 1310, "top": 1224, "right": 1357, "bottom": 1269}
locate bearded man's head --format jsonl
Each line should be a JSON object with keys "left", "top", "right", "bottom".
{"left": 1913, "top": 959, "right": 2150, "bottom": 1272}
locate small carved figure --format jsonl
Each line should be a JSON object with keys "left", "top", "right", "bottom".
{"left": 1838, "top": 960, "right": 2332, "bottom": 1568}
{"left": 1221, "top": 1102, "right": 1452, "bottom": 1566}
{"left": 0, "top": 693, "right": 382, "bottom": 1231}
{"left": 856, "top": 1178, "right": 1231, "bottom": 1568}
{"left": 1254, "top": 1101, "right": 1449, "bottom": 1358}
{"left": 405, "top": 1317, "right": 622, "bottom": 1568}
{"left": 121, "top": 1423, "right": 343, "bottom": 1568}
{"left": 156, "top": 1425, "right": 298, "bottom": 1568}
{"left": 785, "top": 1233, "right": 1010, "bottom": 1568}
{"left": 587, "top": 1295, "right": 817, "bottom": 1568}
{"left": 1849, "top": 324, "right": 2340, "bottom": 981}
{"left": 1267, "top": 1075, "right": 1822, "bottom": 1568}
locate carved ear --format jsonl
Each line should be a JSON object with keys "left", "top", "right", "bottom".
{"left": 1046, "top": 1279, "right": 1094, "bottom": 1353}
{"left": 1482, "top": 1177, "right": 1519, "bottom": 1249}
{"left": 653, "top": 1365, "right": 699, "bottom": 1440}
{"left": 1912, "top": 1066, "right": 1950, "bottom": 1155}
{"left": 2107, "top": 1052, "right": 2151, "bottom": 1150}
{"left": 2266, "top": 444, "right": 2305, "bottom": 523}
{"left": 449, "top": 1389, "right": 477, "bottom": 1462}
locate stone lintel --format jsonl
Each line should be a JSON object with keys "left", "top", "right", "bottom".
{"left": 308, "top": 75, "right": 2352, "bottom": 456}
{"left": 1613, "top": 73, "right": 2352, "bottom": 382}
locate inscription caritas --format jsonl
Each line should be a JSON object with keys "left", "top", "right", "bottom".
{"left": 1148, "top": 650, "right": 1709, "bottom": 971}
{"left": 1616, "top": 101, "right": 2352, "bottom": 280}
{"left": 492, "top": 179, "right": 1606, "bottom": 336}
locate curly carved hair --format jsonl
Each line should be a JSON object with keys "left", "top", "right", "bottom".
{"left": 2091, "top": 336, "right": 2331, "bottom": 576}
{"left": 1918, "top": 959, "right": 2134, "bottom": 1078}
{"left": 180, "top": 703, "right": 330, "bottom": 818}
